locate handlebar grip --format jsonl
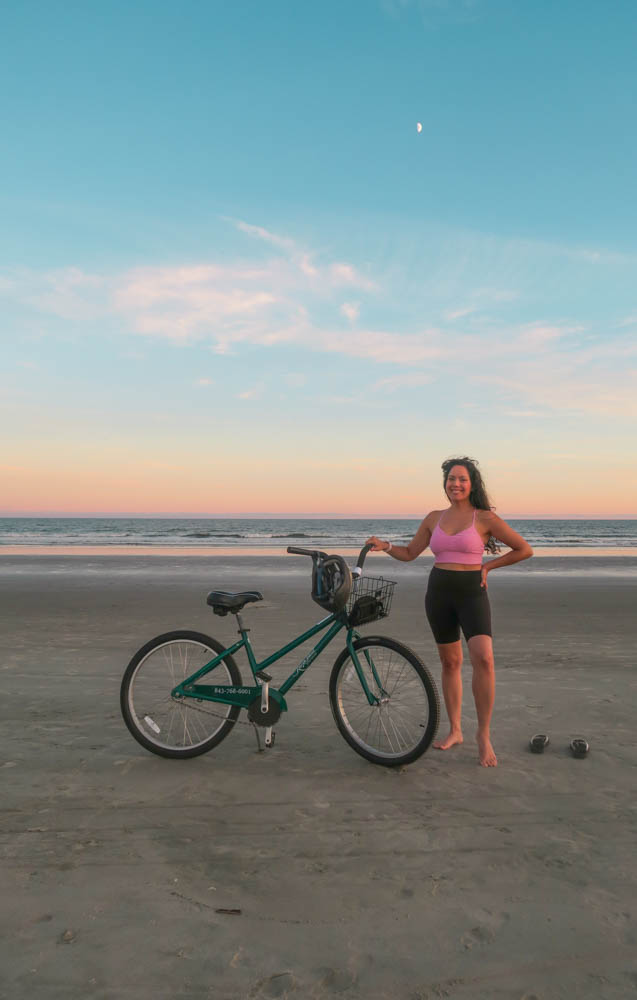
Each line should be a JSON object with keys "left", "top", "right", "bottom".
{"left": 356, "top": 543, "right": 374, "bottom": 570}
{"left": 287, "top": 546, "right": 329, "bottom": 560}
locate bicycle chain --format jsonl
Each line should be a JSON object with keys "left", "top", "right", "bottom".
{"left": 170, "top": 695, "right": 254, "bottom": 728}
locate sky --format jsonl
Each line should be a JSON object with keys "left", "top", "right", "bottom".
{"left": 2, "top": 0, "right": 637, "bottom": 518}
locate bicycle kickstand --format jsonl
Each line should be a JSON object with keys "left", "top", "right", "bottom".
{"left": 252, "top": 723, "right": 264, "bottom": 752}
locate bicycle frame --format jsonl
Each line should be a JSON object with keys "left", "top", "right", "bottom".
{"left": 170, "top": 611, "right": 384, "bottom": 713}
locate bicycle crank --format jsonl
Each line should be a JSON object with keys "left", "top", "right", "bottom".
{"left": 247, "top": 694, "right": 282, "bottom": 726}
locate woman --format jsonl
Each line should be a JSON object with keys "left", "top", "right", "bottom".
{"left": 366, "top": 456, "right": 533, "bottom": 767}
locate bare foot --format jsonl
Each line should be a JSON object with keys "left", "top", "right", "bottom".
{"left": 434, "top": 729, "right": 463, "bottom": 751}
{"left": 477, "top": 730, "right": 497, "bottom": 767}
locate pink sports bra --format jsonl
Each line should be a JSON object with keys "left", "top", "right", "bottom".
{"left": 430, "top": 509, "right": 484, "bottom": 566}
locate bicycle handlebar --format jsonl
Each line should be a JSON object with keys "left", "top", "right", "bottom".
{"left": 286, "top": 543, "right": 374, "bottom": 573}
{"left": 286, "top": 545, "right": 326, "bottom": 559}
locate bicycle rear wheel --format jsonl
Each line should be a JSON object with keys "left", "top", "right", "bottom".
{"left": 329, "top": 636, "right": 439, "bottom": 766}
{"left": 120, "top": 630, "right": 242, "bottom": 758}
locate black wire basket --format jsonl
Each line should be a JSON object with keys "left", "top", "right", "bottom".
{"left": 346, "top": 575, "right": 396, "bottom": 626}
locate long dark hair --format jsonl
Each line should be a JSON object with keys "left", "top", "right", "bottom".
{"left": 441, "top": 456, "right": 499, "bottom": 554}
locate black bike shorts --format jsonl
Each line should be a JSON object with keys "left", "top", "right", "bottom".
{"left": 425, "top": 567, "right": 492, "bottom": 644}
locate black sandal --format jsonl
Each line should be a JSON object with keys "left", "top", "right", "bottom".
{"left": 529, "top": 734, "right": 550, "bottom": 753}
{"left": 570, "top": 738, "right": 589, "bottom": 758}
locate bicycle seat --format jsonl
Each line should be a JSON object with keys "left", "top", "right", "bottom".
{"left": 206, "top": 591, "right": 263, "bottom": 615}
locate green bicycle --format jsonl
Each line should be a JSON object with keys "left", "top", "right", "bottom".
{"left": 120, "top": 544, "right": 440, "bottom": 767}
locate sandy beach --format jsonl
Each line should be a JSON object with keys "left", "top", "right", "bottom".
{"left": 1, "top": 552, "right": 636, "bottom": 999}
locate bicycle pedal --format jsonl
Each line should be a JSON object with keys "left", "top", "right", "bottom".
{"left": 256, "top": 669, "right": 272, "bottom": 682}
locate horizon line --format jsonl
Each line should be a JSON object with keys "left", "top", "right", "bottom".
{"left": 1, "top": 511, "right": 635, "bottom": 521}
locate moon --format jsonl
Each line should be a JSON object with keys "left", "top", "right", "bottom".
{"left": 416, "top": 122, "right": 422, "bottom": 133}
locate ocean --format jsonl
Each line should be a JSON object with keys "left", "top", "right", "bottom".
{"left": 1, "top": 517, "right": 636, "bottom": 549}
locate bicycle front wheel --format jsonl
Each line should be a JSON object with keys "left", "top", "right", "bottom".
{"left": 329, "top": 636, "right": 439, "bottom": 766}
{"left": 120, "top": 630, "right": 242, "bottom": 758}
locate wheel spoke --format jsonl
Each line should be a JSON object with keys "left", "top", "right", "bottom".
{"left": 377, "top": 711, "right": 396, "bottom": 753}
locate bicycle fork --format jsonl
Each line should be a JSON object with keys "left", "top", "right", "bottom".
{"left": 346, "top": 632, "right": 386, "bottom": 705}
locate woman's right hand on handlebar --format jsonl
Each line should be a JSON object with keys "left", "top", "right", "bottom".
{"left": 365, "top": 535, "right": 390, "bottom": 553}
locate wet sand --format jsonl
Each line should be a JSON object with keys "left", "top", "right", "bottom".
{"left": 1, "top": 554, "right": 636, "bottom": 999}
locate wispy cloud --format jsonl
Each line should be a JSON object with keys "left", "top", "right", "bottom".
{"left": 115, "top": 266, "right": 280, "bottom": 344}
{"left": 233, "top": 220, "right": 296, "bottom": 253}
{"left": 1, "top": 266, "right": 108, "bottom": 320}
{"left": 229, "top": 218, "right": 375, "bottom": 291}
{"left": 445, "top": 305, "right": 476, "bottom": 321}
{"left": 312, "top": 326, "right": 446, "bottom": 363}
{"left": 237, "top": 385, "right": 262, "bottom": 400}
{"left": 510, "top": 323, "right": 582, "bottom": 351}
{"left": 3, "top": 220, "right": 633, "bottom": 419}
{"left": 329, "top": 262, "right": 374, "bottom": 290}
{"left": 472, "top": 362, "right": 637, "bottom": 418}
{"left": 340, "top": 301, "right": 360, "bottom": 322}
{"left": 443, "top": 288, "right": 518, "bottom": 322}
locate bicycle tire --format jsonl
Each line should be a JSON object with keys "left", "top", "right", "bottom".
{"left": 329, "top": 636, "right": 439, "bottom": 767}
{"left": 120, "top": 630, "right": 242, "bottom": 759}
